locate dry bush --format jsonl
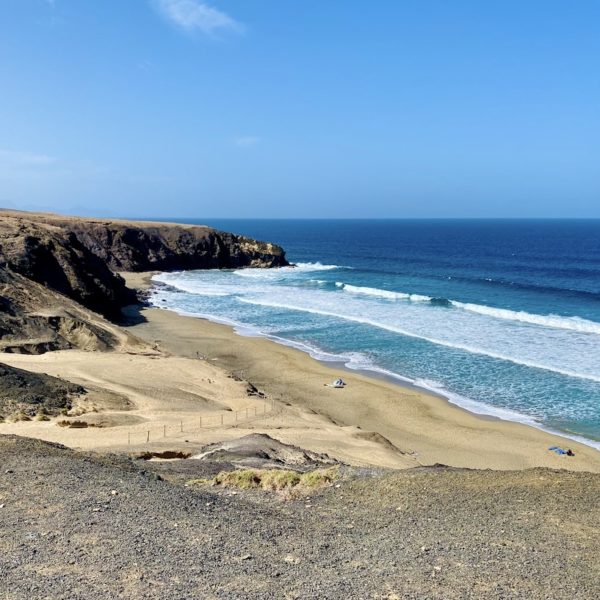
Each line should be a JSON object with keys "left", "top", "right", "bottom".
{"left": 35, "top": 411, "right": 50, "bottom": 421}
{"left": 56, "top": 420, "right": 94, "bottom": 428}
{"left": 188, "top": 467, "right": 339, "bottom": 496}
{"left": 14, "top": 411, "right": 31, "bottom": 422}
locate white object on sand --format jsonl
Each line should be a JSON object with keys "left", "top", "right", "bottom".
{"left": 326, "top": 378, "right": 346, "bottom": 388}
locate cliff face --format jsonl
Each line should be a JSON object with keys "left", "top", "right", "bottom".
{"left": 0, "top": 219, "right": 134, "bottom": 320}
{"left": 0, "top": 210, "right": 288, "bottom": 353}
{"left": 62, "top": 220, "right": 288, "bottom": 272}
{"left": 0, "top": 267, "right": 124, "bottom": 354}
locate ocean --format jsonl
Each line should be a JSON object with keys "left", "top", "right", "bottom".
{"left": 148, "top": 219, "right": 600, "bottom": 448}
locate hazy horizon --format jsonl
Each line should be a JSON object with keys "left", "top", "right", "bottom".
{"left": 1, "top": 1, "right": 599, "bottom": 218}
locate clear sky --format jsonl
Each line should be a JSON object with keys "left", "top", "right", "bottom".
{"left": 1, "top": 0, "right": 599, "bottom": 218}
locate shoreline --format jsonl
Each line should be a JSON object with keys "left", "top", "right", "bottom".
{"left": 122, "top": 271, "right": 600, "bottom": 471}
{"left": 1, "top": 270, "right": 599, "bottom": 472}
{"left": 147, "top": 272, "right": 600, "bottom": 453}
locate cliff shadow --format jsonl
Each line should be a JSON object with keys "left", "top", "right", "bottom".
{"left": 119, "top": 303, "right": 149, "bottom": 326}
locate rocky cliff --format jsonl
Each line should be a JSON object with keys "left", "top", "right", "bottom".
{"left": 13, "top": 213, "right": 288, "bottom": 272}
{"left": 0, "top": 210, "right": 288, "bottom": 353}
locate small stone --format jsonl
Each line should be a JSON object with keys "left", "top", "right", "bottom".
{"left": 240, "top": 554, "right": 252, "bottom": 561}
{"left": 0, "top": 504, "right": 4, "bottom": 509}
{"left": 111, "top": 490, "right": 118, "bottom": 496}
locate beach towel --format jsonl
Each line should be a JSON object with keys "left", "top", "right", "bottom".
{"left": 548, "top": 446, "right": 574, "bottom": 456}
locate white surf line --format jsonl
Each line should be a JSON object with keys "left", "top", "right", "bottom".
{"left": 149, "top": 298, "right": 600, "bottom": 452}
{"left": 237, "top": 297, "right": 600, "bottom": 383}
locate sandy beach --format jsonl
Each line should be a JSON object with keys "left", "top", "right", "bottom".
{"left": 0, "top": 270, "right": 598, "bottom": 472}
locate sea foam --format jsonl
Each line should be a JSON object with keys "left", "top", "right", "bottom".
{"left": 337, "top": 282, "right": 600, "bottom": 335}
{"left": 237, "top": 296, "right": 600, "bottom": 383}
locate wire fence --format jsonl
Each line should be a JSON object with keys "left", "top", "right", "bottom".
{"left": 126, "top": 396, "right": 277, "bottom": 446}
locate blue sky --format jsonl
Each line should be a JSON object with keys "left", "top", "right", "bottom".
{"left": 0, "top": 0, "right": 599, "bottom": 218}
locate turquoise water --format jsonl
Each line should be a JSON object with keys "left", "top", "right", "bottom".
{"left": 148, "top": 219, "right": 600, "bottom": 448}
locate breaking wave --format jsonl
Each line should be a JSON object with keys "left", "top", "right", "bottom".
{"left": 337, "top": 283, "right": 600, "bottom": 335}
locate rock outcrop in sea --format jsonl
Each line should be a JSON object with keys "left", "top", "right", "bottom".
{"left": 0, "top": 209, "right": 288, "bottom": 353}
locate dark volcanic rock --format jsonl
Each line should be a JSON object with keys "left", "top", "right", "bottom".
{"left": 0, "top": 363, "right": 85, "bottom": 418}
{"left": 0, "top": 263, "right": 122, "bottom": 353}
{"left": 65, "top": 220, "right": 289, "bottom": 272}
{"left": 0, "top": 221, "right": 133, "bottom": 320}
{"left": 0, "top": 210, "right": 288, "bottom": 352}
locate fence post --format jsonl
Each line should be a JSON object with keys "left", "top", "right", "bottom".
{"left": 163, "top": 425, "right": 166, "bottom": 438}
{"left": 180, "top": 420, "right": 183, "bottom": 433}
{"left": 146, "top": 430, "right": 150, "bottom": 443}
{"left": 128, "top": 431, "right": 131, "bottom": 445}
{"left": 254, "top": 406, "right": 257, "bottom": 417}
{"left": 199, "top": 416, "right": 202, "bottom": 428}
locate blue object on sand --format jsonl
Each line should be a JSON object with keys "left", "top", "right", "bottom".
{"left": 549, "top": 446, "right": 567, "bottom": 455}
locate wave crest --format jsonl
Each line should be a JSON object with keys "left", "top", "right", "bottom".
{"left": 234, "top": 262, "right": 344, "bottom": 279}
{"left": 338, "top": 282, "right": 600, "bottom": 335}
{"left": 236, "top": 296, "right": 600, "bottom": 383}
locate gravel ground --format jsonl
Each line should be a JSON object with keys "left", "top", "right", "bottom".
{"left": 0, "top": 434, "right": 599, "bottom": 599}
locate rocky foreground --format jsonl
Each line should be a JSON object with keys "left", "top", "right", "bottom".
{"left": 1, "top": 434, "right": 599, "bottom": 600}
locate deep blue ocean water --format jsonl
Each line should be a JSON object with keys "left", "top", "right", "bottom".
{"left": 149, "top": 219, "right": 600, "bottom": 448}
